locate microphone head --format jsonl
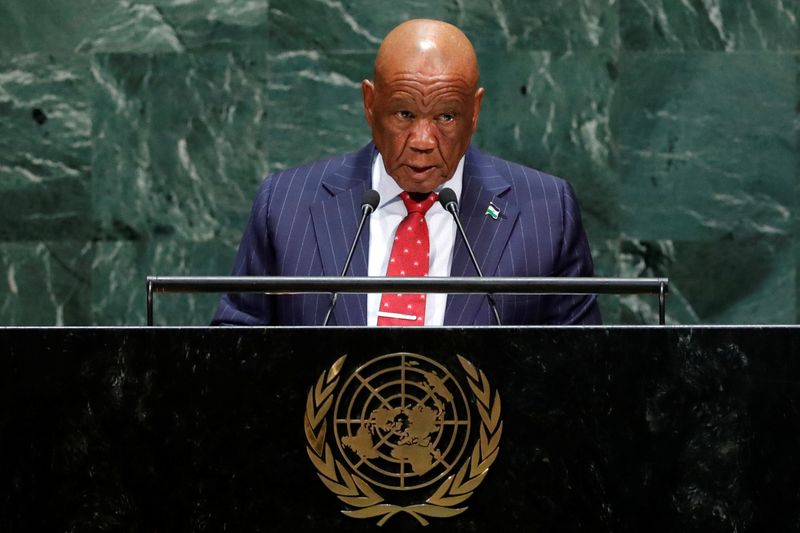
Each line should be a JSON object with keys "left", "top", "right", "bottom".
{"left": 438, "top": 187, "right": 458, "bottom": 211}
{"left": 361, "top": 189, "right": 380, "bottom": 211}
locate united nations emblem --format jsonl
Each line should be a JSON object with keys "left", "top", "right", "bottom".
{"left": 304, "top": 353, "right": 502, "bottom": 526}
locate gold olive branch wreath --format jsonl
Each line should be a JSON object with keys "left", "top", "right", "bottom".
{"left": 304, "top": 354, "right": 502, "bottom": 527}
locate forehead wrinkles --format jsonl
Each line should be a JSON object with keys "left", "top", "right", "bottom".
{"left": 380, "top": 73, "right": 473, "bottom": 106}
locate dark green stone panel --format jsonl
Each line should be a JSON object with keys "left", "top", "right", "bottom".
{"left": 796, "top": 235, "right": 800, "bottom": 324}
{"left": 617, "top": 52, "right": 794, "bottom": 241}
{"left": 0, "top": 54, "right": 92, "bottom": 240}
{"left": 0, "top": 2, "right": 796, "bottom": 326}
{"left": 592, "top": 240, "right": 627, "bottom": 325}
{"left": 268, "top": 0, "right": 617, "bottom": 53}
{"left": 474, "top": 50, "right": 618, "bottom": 241}
{"left": 0, "top": 0, "right": 268, "bottom": 55}
{"left": 267, "top": 51, "right": 372, "bottom": 172}
{"left": 0, "top": 0, "right": 128, "bottom": 54}
{"left": 91, "top": 52, "right": 269, "bottom": 244}
{"left": 132, "top": 0, "right": 270, "bottom": 52}
{"left": 268, "top": 0, "right": 431, "bottom": 51}
{"left": 666, "top": 236, "right": 794, "bottom": 324}
{"left": 456, "top": 0, "right": 619, "bottom": 52}
{"left": 72, "top": 3, "right": 187, "bottom": 54}
{"left": 91, "top": 240, "right": 236, "bottom": 326}
{"left": 611, "top": 237, "right": 794, "bottom": 325}
{"left": 796, "top": 53, "right": 800, "bottom": 324}
{"left": 611, "top": 240, "right": 701, "bottom": 325}
{"left": 582, "top": 240, "right": 679, "bottom": 327}
{"left": 0, "top": 242, "right": 91, "bottom": 325}
{"left": 621, "top": 0, "right": 799, "bottom": 51}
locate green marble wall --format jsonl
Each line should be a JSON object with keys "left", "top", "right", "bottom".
{"left": 0, "top": 0, "right": 796, "bottom": 325}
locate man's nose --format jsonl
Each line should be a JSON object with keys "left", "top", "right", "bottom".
{"left": 408, "top": 119, "right": 436, "bottom": 152}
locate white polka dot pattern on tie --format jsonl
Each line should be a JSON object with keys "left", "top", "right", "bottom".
{"left": 377, "top": 191, "right": 438, "bottom": 326}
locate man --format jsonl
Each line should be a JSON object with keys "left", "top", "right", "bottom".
{"left": 212, "top": 19, "right": 601, "bottom": 326}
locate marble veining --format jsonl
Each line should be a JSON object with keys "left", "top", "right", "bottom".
{"left": 0, "top": 0, "right": 797, "bottom": 324}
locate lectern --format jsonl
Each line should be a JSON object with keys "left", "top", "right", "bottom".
{"left": 1, "top": 279, "right": 797, "bottom": 531}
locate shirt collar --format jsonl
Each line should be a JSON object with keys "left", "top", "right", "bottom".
{"left": 371, "top": 152, "right": 465, "bottom": 209}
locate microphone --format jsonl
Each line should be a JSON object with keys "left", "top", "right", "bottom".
{"left": 439, "top": 187, "right": 502, "bottom": 326}
{"left": 323, "top": 189, "right": 380, "bottom": 326}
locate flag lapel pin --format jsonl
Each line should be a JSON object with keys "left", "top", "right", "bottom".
{"left": 485, "top": 202, "right": 500, "bottom": 220}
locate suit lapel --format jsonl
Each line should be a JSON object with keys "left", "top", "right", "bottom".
{"left": 444, "top": 147, "right": 519, "bottom": 325}
{"left": 310, "top": 144, "right": 375, "bottom": 326}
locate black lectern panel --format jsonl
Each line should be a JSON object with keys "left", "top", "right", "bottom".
{"left": 1, "top": 327, "right": 799, "bottom": 532}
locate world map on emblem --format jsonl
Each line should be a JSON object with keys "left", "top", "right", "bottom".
{"left": 333, "top": 353, "right": 472, "bottom": 491}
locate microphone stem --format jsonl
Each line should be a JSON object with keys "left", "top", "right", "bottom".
{"left": 323, "top": 205, "right": 372, "bottom": 326}
{"left": 450, "top": 207, "right": 482, "bottom": 277}
{"left": 446, "top": 204, "right": 502, "bottom": 326}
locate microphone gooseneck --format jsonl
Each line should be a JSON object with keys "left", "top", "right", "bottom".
{"left": 439, "top": 187, "right": 502, "bottom": 326}
{"left": 323, "top": 189, "right": 380, "bottom": 326}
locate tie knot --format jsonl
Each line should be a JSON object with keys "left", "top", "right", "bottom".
{"left": 400, "top": 191, "right": 438, "bottom": 215}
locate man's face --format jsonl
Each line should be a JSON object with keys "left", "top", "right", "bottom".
{"left": 363, "top": 72, "right": 484, "bottom": 193}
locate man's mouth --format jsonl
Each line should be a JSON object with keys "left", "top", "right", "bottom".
{"left": 406, "top": 164, "right": 437, "bottom": 177}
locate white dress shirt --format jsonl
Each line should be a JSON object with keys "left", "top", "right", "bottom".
{"left": 367, "top": 153, "right": 464, "bottom": 326}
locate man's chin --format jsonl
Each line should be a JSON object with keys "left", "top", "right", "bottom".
{"left": 392, "top": 168, "right": 449, "bottom": 193}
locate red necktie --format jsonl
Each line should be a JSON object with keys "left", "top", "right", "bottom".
{"left": 377, "top": 191, "right": 438, "bottom": 326}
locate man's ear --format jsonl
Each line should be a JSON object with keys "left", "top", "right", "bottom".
{"left": 362, "top": 79, "right": 375, "bottom": 128}
{"left": 471, "top": 87, "right": 485, "bottom": 133}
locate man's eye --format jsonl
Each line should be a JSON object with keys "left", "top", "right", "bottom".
{"left": 438, "top": 113, "right": 455, "bottom": 122}
{"left": 397, "top": 110, "right": 413, "bottom": 119}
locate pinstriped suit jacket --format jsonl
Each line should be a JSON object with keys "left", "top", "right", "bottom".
{"left": 212, "top": 143, "right": 601, "bottom": 326}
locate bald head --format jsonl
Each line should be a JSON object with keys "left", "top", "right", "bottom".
{"left": 374, "top": 19, "right": 480, "bottom": 90}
